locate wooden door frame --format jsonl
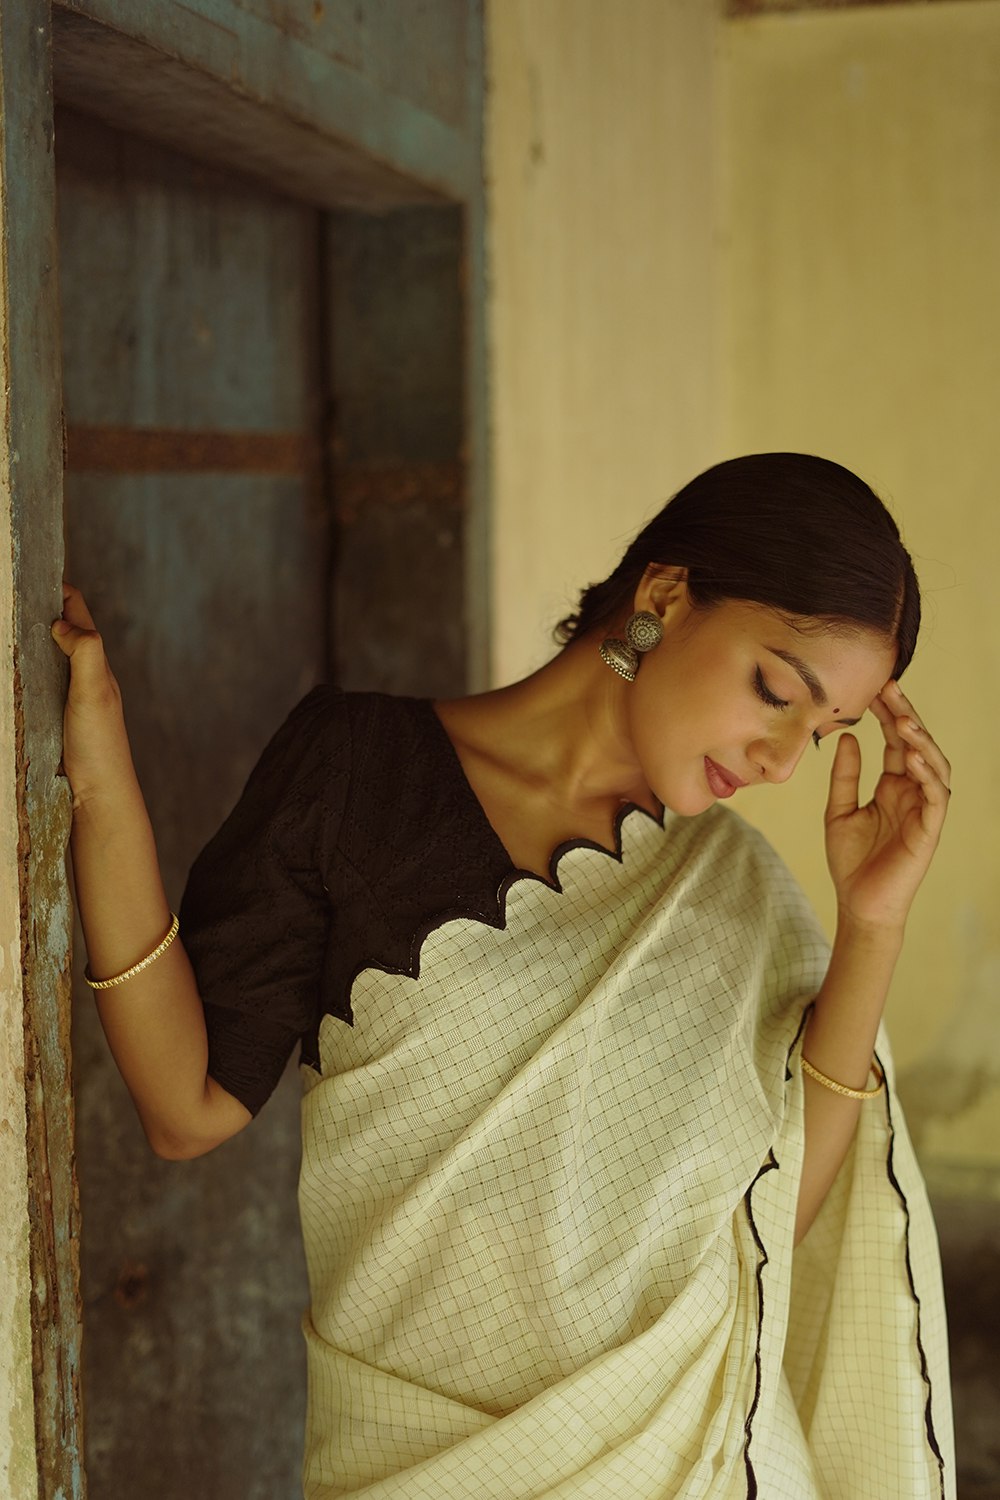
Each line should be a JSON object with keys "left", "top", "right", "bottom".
{"left": 0, "top": 3, "right": 487, "bottom": 1494}
{"left": 1, "top": 1, "right": 83, "bottom": 1496}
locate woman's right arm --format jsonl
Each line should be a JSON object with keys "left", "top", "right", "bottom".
{"left": 52, "top": 584, "right": 252, "bottom": 1159}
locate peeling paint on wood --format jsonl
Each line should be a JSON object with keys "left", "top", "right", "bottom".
{"left": 0, "top": 410, "right": 41, "bottom": 1500}
{"left": 1, "top": 1, "right": 85, "bottom": 1494}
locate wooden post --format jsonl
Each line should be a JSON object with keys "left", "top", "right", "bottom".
{"left": 0, "top": 1, "right": 85, "bottom": 1495}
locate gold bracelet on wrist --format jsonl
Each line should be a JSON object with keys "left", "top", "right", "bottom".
{"left": 801, "top": 1053, "right": 885, "bottom": 1100}
{"left": 84, "top": 912, "right": 180, "bottom": 991}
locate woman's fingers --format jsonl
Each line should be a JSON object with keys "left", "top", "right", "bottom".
{"left": 869, "top": 688, "right": 907, "bottom": 777}
{"left": 58, "top": 582, "right": 98, "bottom": 632}
{"left": 51, "top": 613, "right": 101, "bottom": 660}
{"left": 51, "top": 583, "right": 118, "bottom": 703}
{"left": 824, "top": 731, "right": 862, "bottom": 824}
{"left": 871, "top": 680, "right": 952, "bottom": 843}
{"left": 52, "top": 581, "right": 101, "bottom": 659}
{"left": 904, "top": 742, "right": 952, "bottom": 811}
{"left": 878, "top": 680, "right": 952, "bottom": 794}
{"left": 897, "top": 719, "right": 952, "bottom": 795}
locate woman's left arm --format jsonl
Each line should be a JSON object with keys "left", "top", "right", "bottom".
{"left": 795, "top": 678, "right": 952, "bottom": 1245}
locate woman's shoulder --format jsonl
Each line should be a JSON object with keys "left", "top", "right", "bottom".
{"left": 270, "top": 684, "right": 440, "bottom": 764}
{"left": 226, "top": 686, "right": 438, "bottom": 833}
{"left": 272, "top": 685, "right": 465, "bottom": 823}
{"left": 203, "top": 687, "right": 459, "bottom": 887}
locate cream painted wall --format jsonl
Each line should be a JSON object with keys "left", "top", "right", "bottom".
{"left": 721, "top": 2, "right": 1000, "bottom": 1178}
{"left": 485, "top": 0, "right": 720, "bottom": 684}
{"left": 487, "top": 0, "right": 999, "bottom": 1182}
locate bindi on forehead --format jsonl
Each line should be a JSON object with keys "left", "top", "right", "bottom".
{"left": 766, "top": 646, "right": 862, "bottom": 726}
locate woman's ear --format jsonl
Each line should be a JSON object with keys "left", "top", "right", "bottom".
{"left": 634, "top": 565, "right": 689, "bottom": 622}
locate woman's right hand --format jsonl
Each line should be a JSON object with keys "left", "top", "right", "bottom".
{"left": 51, "top": 583, "right": 131, "bottom": 806}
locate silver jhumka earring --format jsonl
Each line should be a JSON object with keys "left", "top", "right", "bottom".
{"left": 599, "top": 610, "right": 664, "bottom": 682}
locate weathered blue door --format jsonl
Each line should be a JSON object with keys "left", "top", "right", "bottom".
{"left": 58, "top": 108, "right": 326, "bottom": 1499}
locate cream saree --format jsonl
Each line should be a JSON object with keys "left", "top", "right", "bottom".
{"left": 298, "top": 804, "right": 953, "bottom": 1498}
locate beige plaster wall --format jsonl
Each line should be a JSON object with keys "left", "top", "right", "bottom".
{"left": 485, "top": 0, "right": 720, "bottom": 684}
{"left": 721, "top": 1, "right": 1000, "bottom": 1181}
{"left": 487, "top": 0, "right": 999, "bottom": 1183}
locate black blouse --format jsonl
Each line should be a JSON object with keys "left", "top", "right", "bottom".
{"left": 179, "top": 687, "right": 516, "bottom": 1118}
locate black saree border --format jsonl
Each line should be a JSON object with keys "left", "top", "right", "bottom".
{"left": 879, "top": 1047, "right": 947, "bottom": 1499}
{"left": 741, "top": 1005, "right": 947, "bottom": 1498}
{"left": 741, "top": 1147, "right": 781, "bottom": 1498}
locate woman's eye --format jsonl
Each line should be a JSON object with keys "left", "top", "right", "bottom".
{"left": 754, "top": 668, "right": 789, "bottom": 711}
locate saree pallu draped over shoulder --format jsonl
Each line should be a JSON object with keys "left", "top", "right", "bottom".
{"left": 298, "top": 804, "right": 954, "bottom": 1499}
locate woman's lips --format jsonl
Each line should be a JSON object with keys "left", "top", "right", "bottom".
{"left": 704, "top": 757, "right": 748, "bottom": 799}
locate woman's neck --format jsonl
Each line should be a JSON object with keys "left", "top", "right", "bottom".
{"left": 436, "top": 634, "right": 659, "bottom": 818}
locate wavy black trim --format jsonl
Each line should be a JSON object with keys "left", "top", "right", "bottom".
{"left": 787, "top": 1001, "right": 812, "bottom": 1080}
{"left": 739, "top": 1005, "right": 809, "bottom": 1493}
{"left": 318, "top": 796, "right": 666, "bottom": 1054}
{"left": 742, "top": 1148, "right": 780, "bottom": 1498}
{"left": 878, "top": 1048, "right": 947, "bottom": 1498}
{"left": 774, "top": 1011, "right": 945, "bottom": 1494}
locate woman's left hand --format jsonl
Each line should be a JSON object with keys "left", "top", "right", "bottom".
{"left": 824, "top": 678, "right": 951, "bottom": 932}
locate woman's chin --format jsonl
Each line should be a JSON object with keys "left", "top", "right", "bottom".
{"left": 656, "top": 785, "right": 718, "bottom": 819}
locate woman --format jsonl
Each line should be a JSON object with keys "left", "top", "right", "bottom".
{"left": 54, "top": 453, "right": 954, "bottom": 1498}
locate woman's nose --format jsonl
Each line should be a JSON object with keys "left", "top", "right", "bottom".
{"left": 756, "top": 729, "right": 812, "bottom": 784}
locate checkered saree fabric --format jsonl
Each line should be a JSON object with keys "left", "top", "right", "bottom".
{"left": 298, "top": 804, "right": 953, "bottom": 1499}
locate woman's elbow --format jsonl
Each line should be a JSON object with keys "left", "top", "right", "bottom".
{"left": 143, "top": 1090, "right": 253, "bottom": 1160}
{"left": 146, "top": 1123, "right": 222, "bottom": 1160}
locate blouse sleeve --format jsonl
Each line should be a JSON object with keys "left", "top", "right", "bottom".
{"left": 179, "top": 685, "right": 349, "bottom": 1117}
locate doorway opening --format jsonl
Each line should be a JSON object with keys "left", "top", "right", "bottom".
{"left": 57, "top": 97, "right": 467, "bottom": 1498}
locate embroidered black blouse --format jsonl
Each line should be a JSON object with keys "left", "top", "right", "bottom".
{"left": 179, "top": 687, "right": 515, "bottom": 1117}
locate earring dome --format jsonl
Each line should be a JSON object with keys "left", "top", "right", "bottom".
{"left": 599, "top": 610, "right": 663, "bottom": 682}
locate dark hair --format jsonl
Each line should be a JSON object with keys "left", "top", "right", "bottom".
{"left": 556, "top": 453, "right": 920, "bottom": 677}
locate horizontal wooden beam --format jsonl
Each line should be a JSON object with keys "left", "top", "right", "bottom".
{"left": 66, "top": 425, "right": 312, "bottom": 474}
{"left": 52, "top": 2, "right": 473, "bottom": 211}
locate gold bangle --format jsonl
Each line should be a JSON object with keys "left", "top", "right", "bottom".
{"left": 801, "top": 1053, "right": 885, "bottom": 1100}
{"left": 85, "top": 913, "right": 180, "bottom": 991}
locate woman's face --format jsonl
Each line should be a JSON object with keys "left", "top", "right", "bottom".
{"left": 624, "top": 581, "right": 898, "bottom": 816}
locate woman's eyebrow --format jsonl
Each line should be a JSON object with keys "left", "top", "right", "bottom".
{"left": 766, "top": 647, "right": 827, "bottom": 706}
{"left": 766, "top": 647, "right": 861, "bottom": 725}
